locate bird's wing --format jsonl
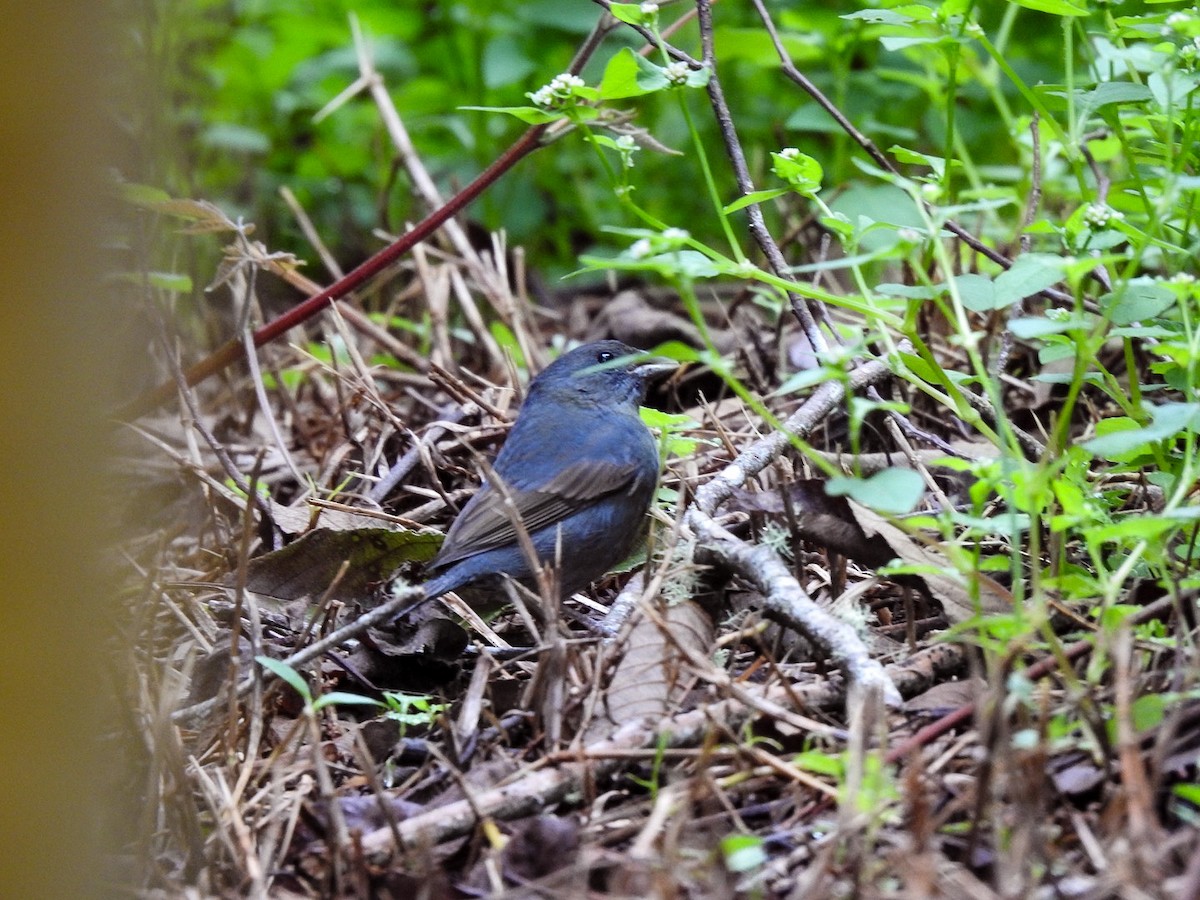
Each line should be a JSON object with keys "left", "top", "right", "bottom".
{"left": 432, "top": 459, "right": 646, "bottom": 568}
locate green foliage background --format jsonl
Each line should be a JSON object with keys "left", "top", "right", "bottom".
{"left": 137, "top": 0, "right": 1097, "bottom": 280}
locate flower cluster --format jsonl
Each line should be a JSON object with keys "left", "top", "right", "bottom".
{"left": 527, "top": 73, "right": 587, "bottom": 109}
{"left": 664, "top": 61, "right": 692, "bottom": 86}
{"left": 1083, "top": 203, "right": 1124, "bottom": 229}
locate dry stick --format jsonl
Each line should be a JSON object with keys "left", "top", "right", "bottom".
{"left": 171, "top": 583, "right": 426, "bottom": 725}
{"left": 358, "top": 641, "right": 965, "bottom": 857}
{"left": 121, "top": 123, "right": 550, "bottom": 421}
{"left": 693, "top": 0, "right": 825, "bottom": 355}
{"left": 687, "top": 352, "right": 906, "bottom": 708}
{"left": 367, "top": 404, "right": 470, "bottom": 504}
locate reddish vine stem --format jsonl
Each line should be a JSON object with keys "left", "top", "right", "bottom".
{"left": 120, "top": 123, "right": 550, "bottom": 421}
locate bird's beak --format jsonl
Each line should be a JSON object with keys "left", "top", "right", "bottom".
{"left": 633, "top": 355, "right": 678, "bottom": 381}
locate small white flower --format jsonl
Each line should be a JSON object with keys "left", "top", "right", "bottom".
{"left": 664, "top": 61, "right": 692, "bottom": 85}
{"left": 528, "top": 86, "right": 554, "bottom": 107}
{"left": 640, "top": 2, "right": 659, "bottom": 15}
{"left": 616, "top": 135, "right": 638, "bottom": 150}
{"left": 1083, "top": 202, "right": 1122, "bottom": 227}
{"left": 897, "top": 227, "right": 922, "bottom": 243}
{"left": 661, "top": 227, "right": 690, "bottom": 242}
{"left": 1167, "top": 11, "right": 1191, "bottom": 28}
{"left": 528, "top": 73, "right": 586, "bottom": 108}
{"left": 629, "top": 238, "right": 653, "bottom": 259}
{"left": 778, "top": 147, "right": 801, "bottom": 160}
{"left": 1171, "top": 272, "right": 1196, "bottom": 284}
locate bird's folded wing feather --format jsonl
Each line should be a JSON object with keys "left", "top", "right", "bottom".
{"left": 434, "top": 459, "right": 645, "bottom": 565}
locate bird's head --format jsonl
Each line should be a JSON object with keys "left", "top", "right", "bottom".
{"left": 528, "top": 340, "right": 675, "bottom": 407}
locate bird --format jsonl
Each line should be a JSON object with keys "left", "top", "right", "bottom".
{"left": 420, "top": 340, "right": 674, "bottom": 607}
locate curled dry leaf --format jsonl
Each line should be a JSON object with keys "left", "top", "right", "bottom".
{"left": 587, "top": 599, "right": 714, "bottom": 743}
{"left": 846, "top": 500, "right": 1012, "bottom": 624}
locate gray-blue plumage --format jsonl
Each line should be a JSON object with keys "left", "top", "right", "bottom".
{"left": 423, "top": 340, "right": 671, "bottom": 603}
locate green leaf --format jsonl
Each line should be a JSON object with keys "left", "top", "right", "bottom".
{"left": 723, "top": 188, "right": 790, "bottom": 214}
{"left": 770, "top": 151, "right": 823, "bottom": 194}
{"left": 599, "top": 48, "right": 669, "bottom": 99}
{"left": 608, "top": 2, "right": 654, "bottom": 26}
{"left": 1130, "top": 693, "right": 1167, "bottom": 733}
{"left": 459, "top": 105, "right": 569, "bottom": 124}
{"left": 953, "top": 273, "right": 997, "bottom": 311}
{"left": 202, "top": 122, "right": 270, "bottom": 153}
{"left": 257, "top": 656, "right": 312, "bottom": 703}
{"left": 721, "top": 834, "right": 767, "bottom": 873}
{"left": 639, "top": 408, "right": 699, "bottom": 430}
{"left": 1009, "top": 316, "right": 1066, "bottom": 339}
{"left": 889, "top": 145, "right": 954, "bottom": 177}
{"left": 121, "top": 182, "right": 172, "bottom": 206}
{"left": 1008, "top": 0, "right": 1090, "bottom": 16}
{"left": 992, "top": 254, "right": 1064, "bottom": 306}
{"left": 146, "top": 271, "right": 194, "bottom": 294}
{"left": 1101, "top": 280, "right": 1176, "bottom": 325}
{"left": 897, "top": 351, "right": 945, "bottom": 384}
{"left": 1083, "top": 403, "right": 1200, "bottom": 459}
{"left": 793, "top": 749, "right": 843, "bottom": 776}
{"left": 1173, "top": 783, "right": 1200, "bottom": 806}
{"left": 490, "top": 321, "right": 524, "bottom": 365}
{"left": 312, "top": 691, "right": 385, "bottom": 712}
{"left": 841, "top": 8, "right": 914, "bottom": 24}
{"left": 825, "top": 468, "right": 925, "bottom": 515}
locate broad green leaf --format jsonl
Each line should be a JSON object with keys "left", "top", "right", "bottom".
{"left": 202, "top": 122, "right": 270, "bottom": 153}
{"left": 889, "top": 145, "right": 954, "bottom": 177}
{"left": 1149, "top": 69, "right": 1200, "bottom": 113}
{"left": 897, "top": 351, "right": 947, "bottom": 383}
{"left": 992, "top": 254, "right": 1064, "bottom": 306}
{"left": 825, "top": 468, "right": 925, "bottom": 515}
{"left": 1101, "top": 280, "right": 1176, "bottom": 325}
{"left": 1086, "top": 516, "right": 1179, "bottom": 545}
{"left": 953, "top": 273, "right": 997, "bottom": 311}
{"left": 599, "top": 48, "right": 669, "bottom": 99}
{"left": 1130, "top": 693, "right": 1167, "bottom": 733}
{"left": 1083, "top": 403, "right": 1200, "bottom": 459}
{"left": 1010, "top": 316, "right": 1068, "bottom": 339}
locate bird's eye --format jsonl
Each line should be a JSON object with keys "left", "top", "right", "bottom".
{"left": 597, "top": 350, "right": 614, "bottom": 363}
